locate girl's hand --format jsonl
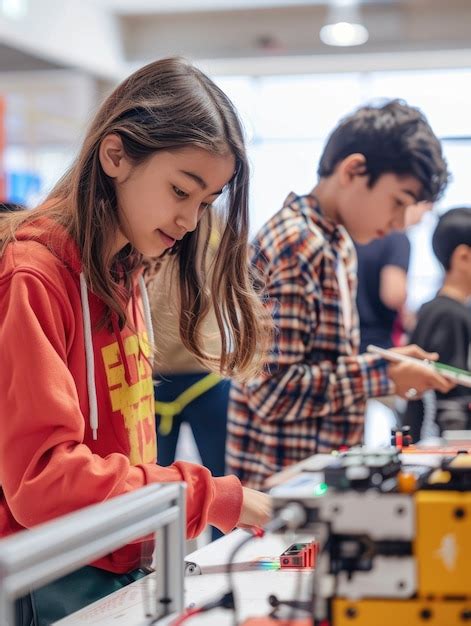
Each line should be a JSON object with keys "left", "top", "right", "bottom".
{"left": 237, "top": 487, "right": 272, "bottom": 531}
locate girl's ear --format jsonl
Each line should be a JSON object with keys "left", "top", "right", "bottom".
{"left": 99, "top": 134, "right": 132, "bottom": 182}
{"left": 337, "top": 153, "right": 367, "bottom": 187}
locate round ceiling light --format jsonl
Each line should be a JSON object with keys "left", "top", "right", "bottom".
{"left": 320, "top": 21, "right": 369, "bottom": 47}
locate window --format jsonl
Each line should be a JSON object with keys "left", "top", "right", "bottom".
{"left": 216, "top": 68, "right": 471, "bottom": 311}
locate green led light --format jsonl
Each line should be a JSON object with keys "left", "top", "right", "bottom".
{"left": 314, "top": 482, "right": 329, "bottom": 496}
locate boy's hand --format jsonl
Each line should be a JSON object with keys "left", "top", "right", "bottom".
{"left": 387, "top": 344, "right": 455, "bottom": 398}
{"left": 237, "top": 487, "right": 272, "bottom": 531}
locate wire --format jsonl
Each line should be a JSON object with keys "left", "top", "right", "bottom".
{"left": 288, "top": 561, "right": 307, "bottom": 623}
{"left": 227, "top": 528, "right": 265, "bottom": 626}
{"left": 169, "top": 592, "right": 235, "bottom": 626}
{"left": 226, "top": 504, "right": 307, "bottom": 625}
{"left": 421, "top": 389, "right": 439, "bottom": 439}
{"left": 172, "top": 506, "right": 308, "bottom": 626}
{"left": 299, "top": 528, "right": 329, "bottom": 626}
{"left": 268, "top": 546, "right": 314, "bottom": 625}
{"left": 170, "top": 607, "right": 203, "bottom": 626}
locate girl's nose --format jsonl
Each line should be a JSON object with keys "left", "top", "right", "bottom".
{"left": 175, "top": 204, "right": 199, "bottom": 233}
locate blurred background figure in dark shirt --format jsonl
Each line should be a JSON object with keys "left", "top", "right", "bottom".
{"left": 356, "top": 230, "right": 410, "bottom": 353}
{"left": 356, "top": 202, "right": 432, "bottom": 445}
{"left": 401, "top": 207, "right": 471, "bottom": 441}
{"left": 355, "top": 202, "right": 431, "bottom": 353}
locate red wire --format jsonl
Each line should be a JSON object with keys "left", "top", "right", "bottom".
{"left": 170, "top": 607, "right": 203, "bottom": 626}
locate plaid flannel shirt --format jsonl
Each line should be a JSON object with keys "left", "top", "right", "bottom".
{"left": 226, "top": 192, "right": 395, "bottom": 489}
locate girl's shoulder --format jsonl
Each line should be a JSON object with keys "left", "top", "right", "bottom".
{"left": 0, "top": 226, "right": 80, "bottom": 306}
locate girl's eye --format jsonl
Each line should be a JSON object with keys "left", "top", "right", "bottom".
{"left": 173, "top": 186, "right": 188, "bottom": 198}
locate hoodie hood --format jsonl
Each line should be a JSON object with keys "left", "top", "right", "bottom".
{"left": 15, "top": 216, "right": 82, "bottom": 274}
{"left": 15, "top": 216, "right": 155, "bottom": 440}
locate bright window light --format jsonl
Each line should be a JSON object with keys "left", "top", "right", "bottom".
{"left": 1, "top": 0, "right": 28, "bottom": 20}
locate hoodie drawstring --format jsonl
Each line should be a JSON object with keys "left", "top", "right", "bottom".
{"left": 79, "top": 273, "right": 99, "bottom": 441}
{"left": 138, "top": 274, "right": 155, "bottom": 360}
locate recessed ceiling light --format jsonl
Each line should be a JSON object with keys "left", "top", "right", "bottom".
{"left": 321, "top": 0, "right": 369, "bottom": 47}
{"left": 320, "top": 21, "right": 369, "bottom": 47}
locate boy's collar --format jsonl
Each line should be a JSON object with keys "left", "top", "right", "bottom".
{"left": 283, "top": 191, "right": 339, "bottom": 237}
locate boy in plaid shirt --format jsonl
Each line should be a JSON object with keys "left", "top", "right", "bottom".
{"left": 227, "top": 100, "right": 454, "bottom": 489}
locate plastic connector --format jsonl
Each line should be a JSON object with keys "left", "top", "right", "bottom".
{"left": 266, "top": 502, "right": 307, "bottom": 533}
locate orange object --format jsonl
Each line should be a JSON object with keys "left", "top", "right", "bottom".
{"left": 397, "top": 471, "right": 417, "bottom": 493}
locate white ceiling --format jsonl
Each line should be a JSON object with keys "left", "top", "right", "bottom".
{"left": 0, "top": 0, "right": 470, "bottom": 150}
{"left": 0, "top": 0, "right": 470, "bottom": 80}
{"left": 89, "top": 0, "right": 348, "bottom": 14}
{"left": 120, "top": 0, "right": 471, "bottom": 63}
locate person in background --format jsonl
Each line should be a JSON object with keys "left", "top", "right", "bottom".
{"left": 0, "top": 57, "right": 272, "bottom": 626}
{"left": 355, "top": 231, "right": 410, "bottom": 353}
{"left": 355, "top": 202, "right": 433, "bottom": 444}
{"left": 227, "top": 100, "right": 454, "bottom": 490}
{"left": 146, "top": 217, "right": 229, "bottom": 540}
{"left": 355, "top": 202, "right": 432, "bottom": 353}
{"left": 402, "top": 207, "right": 471, "bottom": 441}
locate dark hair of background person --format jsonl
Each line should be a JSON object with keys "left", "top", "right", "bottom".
{"left": 432, "top": 206, "right": 471, "bottom": 270}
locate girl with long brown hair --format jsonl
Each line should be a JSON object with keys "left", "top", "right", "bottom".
{"left": 0, "top": 57, "right": 271, "bottom": 625}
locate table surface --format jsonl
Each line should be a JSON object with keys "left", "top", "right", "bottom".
{"left": 54, "top": 530, "right": 315, "bottom": 626}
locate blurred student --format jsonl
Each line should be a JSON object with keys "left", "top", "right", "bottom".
{"left": 0, "top": 58, "right": 272, "bottom": 625}
{"left": 227, "top": 100, "right": 454, "bottom": 489}
{"left": 355, "top": 202, "right": 432, "bottom": 353}
{"left": 402, "top": 207, "right": 471, "bottom": 441}
{"left": 147, "top": 219, "right": 229, "bottom": 540}
{"left": 355, "top": 231, "right": 410, "bottom": 353}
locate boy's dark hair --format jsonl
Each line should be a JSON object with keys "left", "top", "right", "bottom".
{"left": 317, "top": 99, "right": 449, "bottom": 202}
{"left": 432, "top": 207, "right": 471, "bottom": 270}
{"left": 0, "top": 202, "right": 24, "bottom": 213}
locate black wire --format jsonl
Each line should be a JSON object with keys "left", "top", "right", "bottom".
{"left": 269, "top": 544, "right": 313, "bottom": 625}
{"left": 163, "top": 591, "right": 235, "bottom": 625}
{"left": 288, "top": 560, "right": 307, "bottom": 623}
{"left": 311, "top": 535, "right": 330, "bottom": 626}
{"left": 273, "top": 535, "right": 329, "bottom": 626}
{"left": 225, "top": 506, "right": 307, "bottom": 625}
{"left": 226, "top": 531, "right": 260, "bottom": 626}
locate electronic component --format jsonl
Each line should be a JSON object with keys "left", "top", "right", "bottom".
{"left": 323, "top": 446, "right": 401, "bottom": 491}
{"left": 391, "top": 427, "right": 412, "bottom": 450}
{"left": 269, "top": 443, "right": 471, "bottom": 625}
{"left": 279, "top": 541, "right": 318, "bottom": 569}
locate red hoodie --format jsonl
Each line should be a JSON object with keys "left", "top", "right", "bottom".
{"left": 0, "top": 217, "right": 243, "bottom": 572}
